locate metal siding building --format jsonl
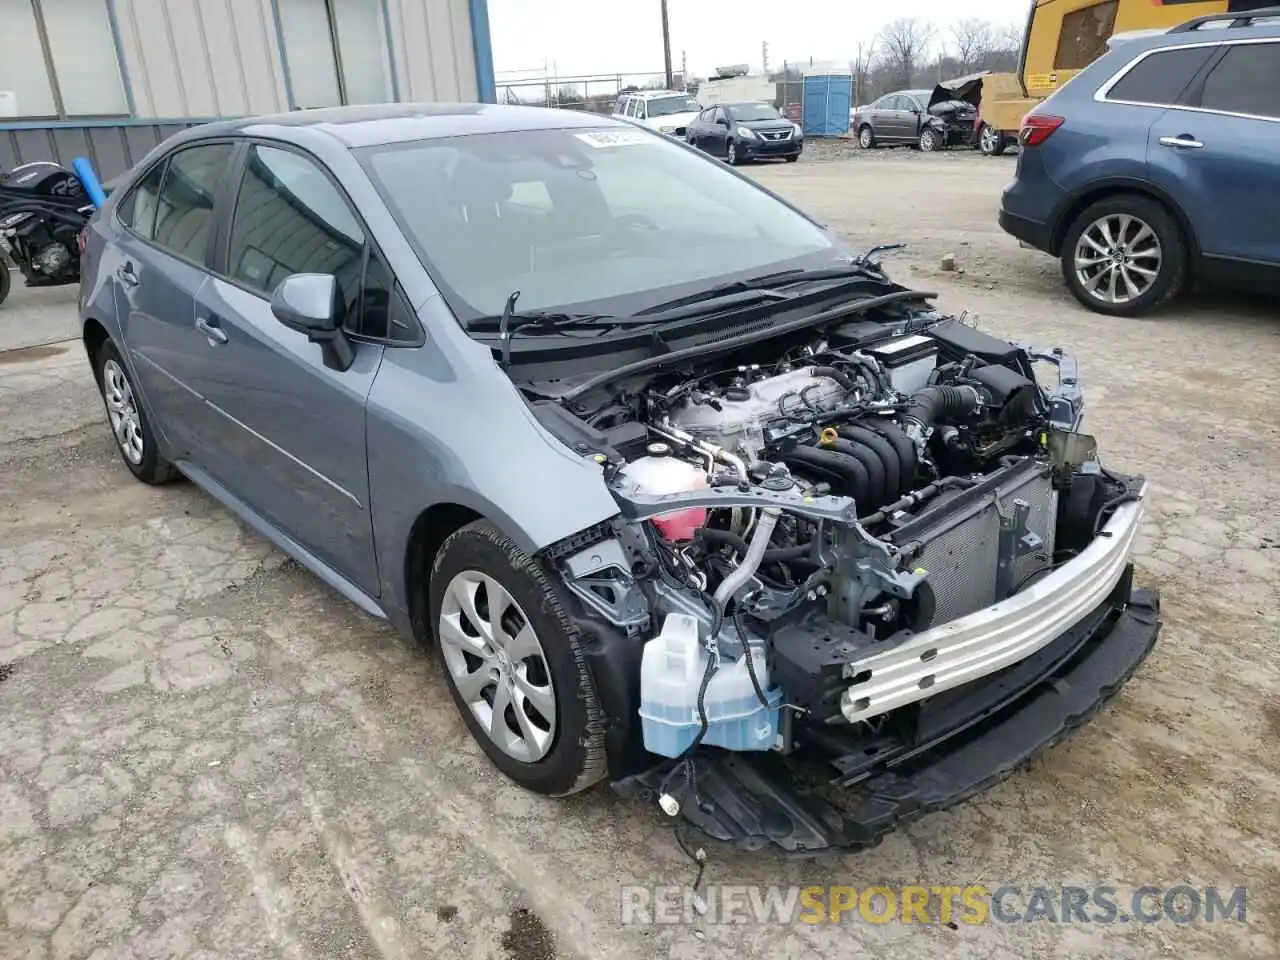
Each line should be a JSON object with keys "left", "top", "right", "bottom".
{"left": 0, "top": 0, "right": 494, "bottom": 182}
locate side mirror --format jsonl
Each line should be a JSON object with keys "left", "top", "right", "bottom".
{"left": 270, "top": 273, "right": 354, "bottom": 371}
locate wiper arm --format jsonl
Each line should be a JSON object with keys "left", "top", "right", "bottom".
{"left": 476, "top": 292, "right": 616, "bottom": 371}
{"left": 635, "top": 262, "right": 889, "bottom": 317}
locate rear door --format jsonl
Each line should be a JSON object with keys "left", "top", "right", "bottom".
{"left": 883, "top": 96, "right": 912, "bottom": 140}
{"left": 1147, "top": 38, "right": 1280, "bottom": 267}
{"left": 111, "top": 142, "right": 238, "bottom": 457}
{"left": 188, "top": 141, "right": 397, "bottom": 593}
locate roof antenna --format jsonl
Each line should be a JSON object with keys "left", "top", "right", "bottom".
{"left": 499, "top": 289, "right": 521, "bottom": 372}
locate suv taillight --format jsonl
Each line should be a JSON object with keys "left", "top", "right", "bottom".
{"left": 1019, "top": 114, "right": 1064, "bottom": 147}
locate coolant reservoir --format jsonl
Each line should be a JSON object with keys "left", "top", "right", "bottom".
{"left": 623, "top": 445, "right": 709, "bottom": 541}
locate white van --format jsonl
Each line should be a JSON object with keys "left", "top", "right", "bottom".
{"left": 611, "top": 90, "right": 702, "bottom": 138}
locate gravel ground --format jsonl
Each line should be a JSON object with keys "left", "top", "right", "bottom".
{"left": 2, "top": 148, "right": 1278, "bottom": 960}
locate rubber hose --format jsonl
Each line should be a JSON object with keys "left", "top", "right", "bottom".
{"left": 849, "top": 356, "right": 887, "bottom": 394}
{"left": 713, "top": 508, "right": 781, "bottom": 607}
{"left": 777, "top": 447, "right": 869, "bottom": 503}
{"left": 703, "top": 528, "right": 808, "bottom": 565}
{"left": 698, "top": 528, "right": 749, "bottom": 555}
{"left": 763, "top": 543, "right": 809, "bottom": 562}
{"left": 810, "top": 366, "right": 858, "bottom": 393}
{"left": 836, "top": 426, "right": 901, "bottom": 499}
{"left": 904, "top": 385, "right": 980, "bottom": 428}
{"left": 825, "top": 438, "right": 886, "bottom": 507}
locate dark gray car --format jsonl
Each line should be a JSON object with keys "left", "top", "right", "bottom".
{"left": 852, "top": 86, "right": 978, "bottom": 152}
{"left": 80, "top": 103, "right": 1158, "bottom": 853}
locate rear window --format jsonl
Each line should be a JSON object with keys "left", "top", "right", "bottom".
{"left": 1104, "top": 46, "right": 1220, "bottom": 106}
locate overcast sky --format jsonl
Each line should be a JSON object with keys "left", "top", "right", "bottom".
{"left": 488, "top": 0, "right": 1030, "bottom": 79}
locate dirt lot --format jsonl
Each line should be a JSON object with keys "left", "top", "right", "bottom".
{"left": 2, "top": 148, "right": 1278, "bottom": 960}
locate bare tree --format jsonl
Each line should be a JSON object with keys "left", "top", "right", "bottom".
{"left": 876, "top": 18, "right": 935, "bottom": 90}
{"left": 951, "top": 18, "right": 996, "bottom": 73}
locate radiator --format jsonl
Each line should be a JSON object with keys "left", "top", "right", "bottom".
{"left": 888, "top": 460, "right": 1057, "bottom": 627}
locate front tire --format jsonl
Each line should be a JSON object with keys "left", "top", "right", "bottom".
{"left": 727, "top": 141, "right": 740, "bottom": 165}
{"left": 429, "top": 520, "right": 607, "bottom": 797}
{"left": 1060, "top": 195, "right": 1187, "bottom": 317}
{"left": 94, "top": 339, "right": 178, "bottom": 484}
{"left": 918, "top": 127, "right": 939, "bottom": 152}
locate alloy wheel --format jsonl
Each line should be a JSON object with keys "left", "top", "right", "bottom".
{"left": 727, "top": 142, "right": 738, "bottom": 165}
{"left": 980, "top": 125, "right": 999, "bottom": 154}
{"left": 859, "top": 127, "right": 872, "bottom": 149}
{"left": 919, "top": 129, "right": 937, "bottom": 152}
{"left": 102, "top": 359, "right": 144, "bottom": 464}
{"left": 1073, "top": 214, "right": 1163, "bottom": 306}
{"left": 437, "top": 570, "right": 557, "bottom": 763}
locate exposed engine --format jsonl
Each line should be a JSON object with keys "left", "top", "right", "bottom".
{"left": 534, "top": 311, "right": 1140, "bottom": 772}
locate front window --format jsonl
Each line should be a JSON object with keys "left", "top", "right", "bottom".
{"left": 727, "top": 102, "right": 781, "bottom": 121}
{"left": 362, "top": 127, "right": 837, "bottom": 322}
{"left": 645, "top": 94, "right": 699, "bottom": 118}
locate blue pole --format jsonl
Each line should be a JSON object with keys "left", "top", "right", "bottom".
{"left": 72, "top": 157, "right": 108, "bottom": 208}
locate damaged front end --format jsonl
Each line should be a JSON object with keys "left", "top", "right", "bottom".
{"left": 535, "top": 314, "right": 1159, "bottom": 854}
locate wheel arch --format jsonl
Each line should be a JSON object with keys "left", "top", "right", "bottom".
{"left": 1050, "top": 180, "right": 1198, "bottom": 264}
{"left": 403, "top": 501, "right": 484, "bottom": 645}
{"left": 82, "top": 316, "right": 111, "bottom": 384}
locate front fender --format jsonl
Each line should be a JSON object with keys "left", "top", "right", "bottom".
{"left": 365, "top": 332, "right": 622, "bottom": 619}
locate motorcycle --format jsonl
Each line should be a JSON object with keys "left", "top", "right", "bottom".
{"left": 0, "top": 161, "right": 98, "bottom": 307}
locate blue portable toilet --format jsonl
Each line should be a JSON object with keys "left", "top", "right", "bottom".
{"left": 802, "top": 72, "right": 853, "bottom": 137}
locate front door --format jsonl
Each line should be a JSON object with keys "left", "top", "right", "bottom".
{"left": 1146, "top": 40, "right": 1280, "bottom": 268}
{"left": 185, "top": 142, "right": 383, "bottom": 593}
{"left": 110, "top": 142, "right": 238, "bottom": 459}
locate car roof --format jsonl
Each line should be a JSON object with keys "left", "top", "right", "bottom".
{"left": 163, "top": 103, "right": 626, "bottom": 150}
{"left": 1107, "top": 13, "right": 1280, "bottom": 56}
{"left": 625, "top": 90, "right": 693, "bottom": 100}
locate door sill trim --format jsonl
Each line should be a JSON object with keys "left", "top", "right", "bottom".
{"left": 174, "top": 458, "right": 387, "bottom": 620}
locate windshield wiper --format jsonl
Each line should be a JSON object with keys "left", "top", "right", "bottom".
{"left": 636, "top": 262, "right": 889, "bottom": 317}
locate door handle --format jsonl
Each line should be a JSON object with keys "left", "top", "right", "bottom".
{"left": 117, "top": 264, "right": 138, "bottom": 287}
{"left": 196, "top": 316, "right": 228, "bottom": 345}
{"left": 1159, "top": 135, "right": 1204, "bottom": 149}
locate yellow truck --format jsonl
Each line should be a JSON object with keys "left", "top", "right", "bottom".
{"left": 976, "top": 0, "right": 1276, "bottom": 154}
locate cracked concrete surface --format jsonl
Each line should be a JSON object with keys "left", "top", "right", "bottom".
{"left": 2, "top": 152, "right": 1279, "bottom": 959}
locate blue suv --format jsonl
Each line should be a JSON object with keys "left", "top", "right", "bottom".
{"left": 999, "top": 8, "right": 1280, "bottom": 317}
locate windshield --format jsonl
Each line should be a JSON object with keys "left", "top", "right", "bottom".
{"left": 728, "top": 102, "right": 781, "bottom": 121}
{"left": 361, "top": 127, "right": 837, "bottom": 322}
{"left": 646, "top": 95, "right": 699, "bottom": 117}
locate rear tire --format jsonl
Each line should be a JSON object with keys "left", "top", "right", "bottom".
{"left": 429, "top": 520, "right": 608, "bottom": 797}
{"left": 979, "top": 123, "right": 1008, "bottom": 156}
{"left": 858, "top": 125, "right": 875, "bottom": 149}
{"left": 94, "top": 339, "right": 178, "bottom": 484}
{"left": 1059, "top": 194, "right": 1187, "bottom": 317}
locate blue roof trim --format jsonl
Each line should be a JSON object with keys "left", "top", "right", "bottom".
{"left": 268, "top": 0, "right": 297, "bottom": 110}
{"left": 105, "top": 0, "right": 137, "bottom": 117}
{"left": 469, "top": 0, "right": 496, "bottom": 104}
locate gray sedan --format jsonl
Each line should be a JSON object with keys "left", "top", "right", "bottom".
{"left": 80, "top": 104, "right": 1157, "bottom": 853}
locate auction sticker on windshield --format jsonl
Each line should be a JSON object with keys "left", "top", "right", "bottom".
{"left": 576, "top": 130, "right": 651, "bottom": 148}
